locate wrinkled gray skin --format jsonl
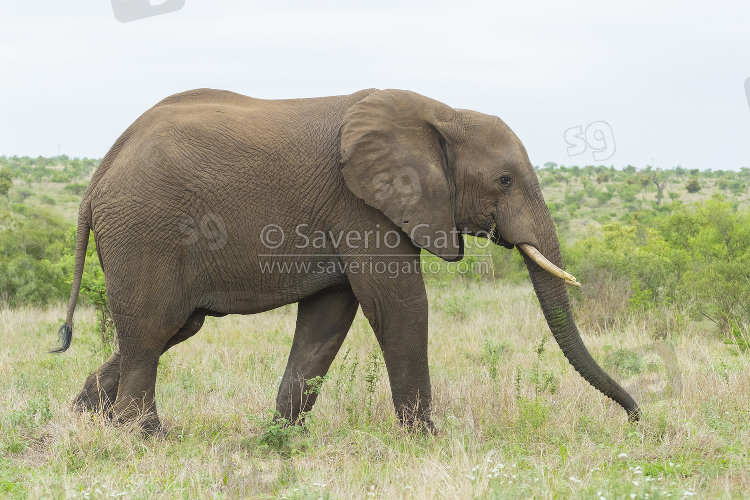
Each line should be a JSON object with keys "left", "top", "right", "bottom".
{"left": 55, "top": 88, "right": 639, "bottom": 434}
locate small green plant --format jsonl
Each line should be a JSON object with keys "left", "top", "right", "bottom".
{"left": 513, "top": 335, "right": 559, "bottom": 432}
{"left": 80, "top": 267, "right": 115, "bottom": 349}
{"left": 528, "top": 336, "right": 559, "bottom": 396}
{"left": 514, "top": 367, "right": 550, "bottom": 432}
{"left": 304, "top": 375, "right": 329, "bottom": 396}
{"left": 483, "top": 339, "right": 509, "bottom": 380}
{"left": 334, "top": 348, "right": 361, "bottom": 426}
{"left": 38, "top": 194, "right": 56, "bottom": 206}
{"left": 13, "top": 189, "right": 32, "bottom": 203}
{"left": 256, "top": 410, "right": 304, "bottom": 456}
{"left": 364, "top": 349, "right": 384, "bottom": 420}
{"left": 628, "top": 277, "right": 653, "bottom": 312}
{"left": 442, "top": 295, "right": 469, "bottom": 320}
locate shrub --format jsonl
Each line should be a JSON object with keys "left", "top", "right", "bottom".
{"left": 0, "top": 167, "right": 12, "bottom": 196}
{"left": 729, "top": 181, "right": 746, "bottom": 195}
{"left": 63, "top": 183, "right": 88, "bottom": 196}
{"left": 617, "top": 184, "right": 640, "bottom": 203}
{"left": 594, "top": 190, "right": 614, "bottom": 205}
{"left": 39, "top": 194, "right": 56, "bottom": 205}
{"left": 567, "top": 194, "right": 750, "bottom": 333}
{"left": 686, "top": 178, "right": 701, "bottom": 193}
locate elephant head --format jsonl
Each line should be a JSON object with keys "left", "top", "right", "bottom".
{"left": 340, "top": 89, "right": 640, "bottom": 422}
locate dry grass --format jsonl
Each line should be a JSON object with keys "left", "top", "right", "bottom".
{"left": 1, "top": 281, "right": 749, "bottom": 499}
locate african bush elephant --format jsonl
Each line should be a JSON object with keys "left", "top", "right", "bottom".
{"left": 53, "top": 88, "right": 640, "bottom": 433}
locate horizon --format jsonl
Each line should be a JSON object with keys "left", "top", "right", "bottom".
{"left": 2, "top": 154, "right": 746, "bottom": 173}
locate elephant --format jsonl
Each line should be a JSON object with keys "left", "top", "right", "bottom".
{"left": 52, "top": 88, "right": 640, "bottom": 434}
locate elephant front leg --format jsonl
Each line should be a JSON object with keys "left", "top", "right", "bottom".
{"left": 348, "top": 265, "right": 435, "bottom": 433}
{"left": 276, "top": 287, "right": 359, "bottom": 424}
{"left": 377, "top": 299, "right": 434, "bottom": 433}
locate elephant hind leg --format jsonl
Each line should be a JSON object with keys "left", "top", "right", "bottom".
{"left": 276, "top": 286, "right": 359, "bottom": 424}
{"left": 71, "top": 310, "right": 206, "bottom": 422}
{"left": 112, "top": 309, "right": 213, "bottom": 434}
{"left": 112, "top": 344, "right": 162, "bottom": 434}
{"left": 72, "top": 351, "right": 121, "bottom": 416}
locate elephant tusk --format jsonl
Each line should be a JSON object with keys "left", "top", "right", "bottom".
{"left": 518, "top": 243, "right": 580, "bottom": 286}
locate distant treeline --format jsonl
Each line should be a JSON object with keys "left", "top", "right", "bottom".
{"left": 0, "top": 155, "right": 99, "bottom": 186}
{"left": 1, "top": 157, "right": 750, "bottom": 338}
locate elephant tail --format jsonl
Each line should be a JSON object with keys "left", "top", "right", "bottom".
{"left": 50, "top": 203, "right": 91, "bottom": 354}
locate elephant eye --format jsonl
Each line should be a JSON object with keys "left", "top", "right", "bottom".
{"left": 499, "top": 176, "right": 512, "bottom": 187}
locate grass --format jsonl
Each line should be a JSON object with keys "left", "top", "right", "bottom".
{"left": 1, "top": 281, "right": 749, "bottom": 498}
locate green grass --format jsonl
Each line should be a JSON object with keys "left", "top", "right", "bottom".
{"left": 1, "top": 282, "right": 749, "bottom": 498}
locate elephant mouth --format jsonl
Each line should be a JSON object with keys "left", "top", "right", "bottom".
{"left": 488, "top": 223, "right": 514, "bottom": 249}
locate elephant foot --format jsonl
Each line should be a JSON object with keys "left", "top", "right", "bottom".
{"left": 116, "top": 413, "right": 162, "bottom": 436}
{"left": 273, "top": 406, "right": 308, "bottom": 428}
{"left": 400, "top": 416, "right": 437, "bottom": 435}
{"left": 71, "top": 352, "right": 121, "bottom": 416}
{"left": 136, "top": 413, "right": 162, "bottom": 436}
{"left": 112, "top": 400, "right": 161, "bottom": 436}
{"left": 396, "top": 404, "right": 437, "bottom": 435}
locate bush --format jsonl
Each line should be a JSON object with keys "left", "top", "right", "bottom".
{"left": 686, "top": 178, "right": 701, "bottom": 193}
{"left": 0, "top": 167, "right": 12, "bottom": 196}
{"left": 39, "top": 194, "right": 56, "bottom": 206}
{"left": 0, "top": 208, "right": 71, "bottom": 306}
{"left": 0, "top": 204, "right": 104, "bottom": 308}
{"left": 594, "top": 190, "right": 614, "bottom": 205}
{"left": 729, "top": 181, "right": 746, "bottom": 195}
{"left": 63, "top": 183, "right": 88, "bottom": 196}
{"left": 617, "top": 184, "right": 640, "bottom": 203}
{"left": 567, "top": 194, "right": 750, "bottom": 333}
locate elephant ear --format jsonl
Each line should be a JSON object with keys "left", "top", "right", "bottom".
{"left": 340, "top": 89, "right": 463, "bottom": 261}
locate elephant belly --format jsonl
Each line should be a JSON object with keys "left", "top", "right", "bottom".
{"left": 198, "top": 254, "right": 353, "bottom": 315}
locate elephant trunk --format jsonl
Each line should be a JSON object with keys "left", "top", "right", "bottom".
{"left": 517, "top": 212, "right": 640, "bottom": 422}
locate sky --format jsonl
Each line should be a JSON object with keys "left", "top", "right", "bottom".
{"left": 1, "top": 1, "right": 748, "bottom": 170}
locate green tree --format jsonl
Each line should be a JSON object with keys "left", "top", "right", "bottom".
{"left": 0, "top": 167, "right": 12, "bottom": 196}
{"left": 686, "top": 178, "right": 701, "bottom": 193}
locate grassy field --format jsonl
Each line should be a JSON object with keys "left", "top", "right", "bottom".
{"left": 2, "top": 281, "right": 749, "bottom": 499}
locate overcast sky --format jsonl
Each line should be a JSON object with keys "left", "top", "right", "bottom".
{"left": 1, "top": 1, "right": 748, "bottom": 169}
